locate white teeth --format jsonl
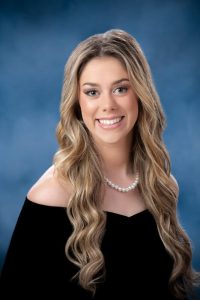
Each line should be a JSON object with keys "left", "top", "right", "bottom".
{"left": 98, "top": 117, "right": 122, "bottom": 125}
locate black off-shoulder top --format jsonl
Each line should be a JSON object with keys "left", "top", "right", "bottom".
{"left": 0, "top": 197, "right": 177, "bottom": 299}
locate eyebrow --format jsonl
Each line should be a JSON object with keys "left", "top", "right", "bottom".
{"left": 82, "top": 78, "right": 130, "bottom": 87}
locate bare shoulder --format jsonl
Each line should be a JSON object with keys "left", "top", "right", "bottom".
{"left": 27, "top": 165, "right": 72, "bottom": 207}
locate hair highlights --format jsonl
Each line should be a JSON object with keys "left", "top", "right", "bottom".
{"left": 53, "top": 29, "right": 199, "bottom": 298}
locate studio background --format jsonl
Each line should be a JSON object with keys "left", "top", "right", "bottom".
{"left": 0, "top": 0, "right": 199, "bottom": 295}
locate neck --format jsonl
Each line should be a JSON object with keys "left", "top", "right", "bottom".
{"left": 94, "top": 138, "right": 133, "bottom": 179}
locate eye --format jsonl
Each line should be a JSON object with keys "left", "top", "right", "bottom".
{"left": 84, "top": 89, "right": 99, "bottom": 97}
{"left": 114, "top": 86, "right": 128, "bottom": 95}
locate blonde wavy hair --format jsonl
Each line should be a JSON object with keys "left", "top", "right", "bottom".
{"left": 53, "top": 29, "right": 199, "bottom": 298}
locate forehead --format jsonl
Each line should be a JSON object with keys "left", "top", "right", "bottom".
{"left": 79, "top": 56, "right": 128, "bottom": 84}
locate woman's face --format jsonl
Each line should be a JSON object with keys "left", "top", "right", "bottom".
{"left": 78, "top": 56, "right": 138, "bottom": 146}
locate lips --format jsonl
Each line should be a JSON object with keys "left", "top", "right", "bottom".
{"left": 98, "top": 116, "right": 123, "bottom": 125}
{"left": 96, "top": 116, "right": 124, "bottom": 128}
{"left": 97, "top": 116, "right": 124, "bottom": 121}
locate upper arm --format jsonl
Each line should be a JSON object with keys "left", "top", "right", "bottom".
{"left": 27, "top": 165, "right": 72, "bottom": 207}
{"left": 1, "top": 177, "right": 73, "bottom": 297}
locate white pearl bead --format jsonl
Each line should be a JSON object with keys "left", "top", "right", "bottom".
{"left": 104, "top": 173, "right": 139, "bottom": 193}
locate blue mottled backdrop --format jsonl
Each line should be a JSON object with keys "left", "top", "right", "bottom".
{"left": 0, "top": 0, "right": 199, "bottom": 295}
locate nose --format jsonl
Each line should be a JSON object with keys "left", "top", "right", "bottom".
{"left": 101, "top": 92, "right": 117, "bottom": 112}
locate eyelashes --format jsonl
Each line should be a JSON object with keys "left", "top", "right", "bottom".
{"left": 84, "top": 89, "right": 98, "bottom": 97}
{"left": 114, "top": 86, "right": 128, "bottom": 94}
{"left": 83, "top": 86, "right": 129, "bottom": 97}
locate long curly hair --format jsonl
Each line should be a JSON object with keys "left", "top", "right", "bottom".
{"left": 53, "top": 29, "right": 199, "bottom": 298}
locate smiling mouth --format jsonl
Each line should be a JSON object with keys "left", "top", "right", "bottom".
{"left": 97, "top": 116, "right": 124, "bottom": 125}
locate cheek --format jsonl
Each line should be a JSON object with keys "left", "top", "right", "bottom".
{"left": 134, "top": 100, "right": 139, "bottom": 117}
{"left": 128, "top": 97, "right": 139, "bottom": 119}
{"left": 79, "top": 98, "right": 96, "bottom": 124}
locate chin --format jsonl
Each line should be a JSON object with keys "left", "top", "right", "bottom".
{"left": 96, "top": 135, "right": 126, "bottom": 145}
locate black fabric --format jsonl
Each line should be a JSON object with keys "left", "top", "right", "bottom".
{"left": 0, "top": 198, "right": 177, "bottom": 299}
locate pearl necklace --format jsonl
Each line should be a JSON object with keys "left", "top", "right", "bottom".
{"left": 104, "top": 173, "right": 139, "bottom": 193}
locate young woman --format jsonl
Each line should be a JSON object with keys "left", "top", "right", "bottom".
{"left": 0, "top": 29, "right": 199, "bottom": 299}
